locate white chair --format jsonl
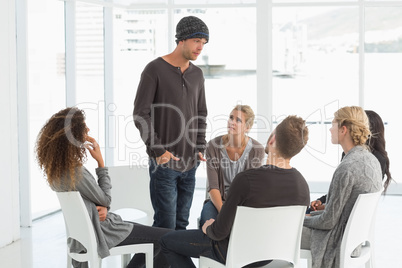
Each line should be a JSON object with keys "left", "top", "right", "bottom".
{"left": 300, "top": 190, "right": 382, "bottom": 268}
{"left": 56, "top": 191, "right": 153, "bottom": 268}
{"left": 199, "top": 205, "right": 306, "bottom": 268}
{"left": 108, "top": 165, "right": 154, "bottom": 225}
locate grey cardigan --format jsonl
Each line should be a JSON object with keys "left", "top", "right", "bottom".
{"left": 303, "top": 146, "right": 382, "bottom": 268}
{"left": 51, "top": 167, "right": 133, "bottom": 266}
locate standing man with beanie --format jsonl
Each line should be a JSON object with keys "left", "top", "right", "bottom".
{"left": 133, "top": 16, "right": 209, "bottom": 230}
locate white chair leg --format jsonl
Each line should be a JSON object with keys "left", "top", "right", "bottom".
{"left": 300, "top": 249, "right": 312, "bottom": 268}
{"left": 368, "top": 246, "right": 375, "bottom": 268}
{"left": 366, "top": 258, "right": 374, "bottom": 268}
{"left": 307, "top": 258, "right": 312, "bottom": 268}
{"left": 121, "top": 254, "right": 131, "bottom": 268}
{"left": 94, "top": 257, "right": 101, "bottom": 268}
{"left": 67, "top": 254, "right": 72, "bottom": 268}
{"left": 145, "top": 251, "right": 153, "bottom": 268}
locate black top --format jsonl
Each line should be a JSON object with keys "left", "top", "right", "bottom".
{"left": 206, "top": 164, "right": 310, "bottom": 246}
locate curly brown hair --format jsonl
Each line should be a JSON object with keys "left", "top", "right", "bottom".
{"left": 35, "top": 107, "right": 88, "bottom": 190}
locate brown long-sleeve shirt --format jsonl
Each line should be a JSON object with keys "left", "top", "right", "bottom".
{"left": 133, "top": 57, "right": 208, "bottom": 172}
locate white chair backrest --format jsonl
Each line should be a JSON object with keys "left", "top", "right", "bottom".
{"left": 108, "top": 165, "right": 154, "bottom": 224}
{"left": 225, "top": 205, "right": 306, "bottom": 268}
{"left": 340, "top": 190, "right": 382, "bottom": 265}
{"left": 56, "top": 191, "right": 99, "bottom": 263}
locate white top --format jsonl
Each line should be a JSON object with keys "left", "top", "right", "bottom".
{"left": 220, "top": 138, "right": 253, "bottom": 196}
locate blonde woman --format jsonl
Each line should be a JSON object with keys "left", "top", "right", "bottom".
{"left": 301, "top": 106, "right": 382, "bottom": 268}
{"left": 199, "top": 105, "right": 265, "bottom": 227}
{"left": 309, "top": 109, "right": 393, "bottom": 212}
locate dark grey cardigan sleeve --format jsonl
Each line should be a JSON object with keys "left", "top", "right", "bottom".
{"left": 206, "top": 137, "right": 221, "bottom": 192}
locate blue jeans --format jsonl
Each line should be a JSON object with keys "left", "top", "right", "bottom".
{"left": 199, "top": 200, "right": 219, "bottom": 228}
{"left": 149, "top": 160, "right": 199, "bottom": 230}
{"left": 160, "top": 229, "right": 227, "bottom": 268}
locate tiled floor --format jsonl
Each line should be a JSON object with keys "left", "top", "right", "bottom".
{"left": 1, "top": 190, "right": 401, "bottom": 268}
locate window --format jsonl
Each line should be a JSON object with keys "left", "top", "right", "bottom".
{"left": 29, "top": 0, "right": 402, "bottom": 220}
{"left": 111, "top": 9, "right": 168, "bottom": 166}
{"left": 272, "top": 6, "right": 360, "bottom": 181}
{"left": 365, "top": 6, "right": 402, "bottom": 189}
{"left": 28, "top": 0, "right": 66, "bottom": 218}
{"left": 75, "top": 2, "right": 106, "bottom": 174}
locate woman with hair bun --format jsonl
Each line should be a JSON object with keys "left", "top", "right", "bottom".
{"left": 309, "top": 109, "right": 392, "bottom": 212}
{"left": 301, "top": 106, "right": 382, "bottom": 268}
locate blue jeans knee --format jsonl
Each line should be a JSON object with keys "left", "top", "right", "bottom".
{"left": 199, "top": 200, "right": 219, "bottom": 228}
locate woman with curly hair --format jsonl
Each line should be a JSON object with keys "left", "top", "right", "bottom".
{"left": 301, "top": 106, "right": 383, "bottom": 268}
{"left": 36, "top": 107, "right": 172, "bottom": 268}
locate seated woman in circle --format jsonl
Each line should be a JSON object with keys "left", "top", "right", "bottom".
{"left": 302, "top": 106, "right": 382, "bottom": 268}
{"left": 308, "top": 109, "right": 392, "bottom": 213}
{"left": 35, "top": 107, "right": 172, "bottom": 268}
{"left": 199, "top": 105, "right": 265, "bottom": 227}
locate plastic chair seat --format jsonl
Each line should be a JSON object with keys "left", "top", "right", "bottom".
{"left": 300, "top": 190, "right": 382, "bottom": 268}
{"left": 57, "top": 191, "right": 153, "bottom": 268}
{"left": 199, "top": 205, "right": 306, "bottom": 268}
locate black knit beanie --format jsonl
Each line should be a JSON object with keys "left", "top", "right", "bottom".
{"left": 175, "top": 16, "right": 209, "bottom": 44}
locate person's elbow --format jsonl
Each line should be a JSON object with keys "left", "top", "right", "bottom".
{"left": 206, "top": 228, "right": 229, "bottom": 242}
{"left": 304, "top": 217, "right": 336, "bottom": 231}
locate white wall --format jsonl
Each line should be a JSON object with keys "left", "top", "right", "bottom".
{"left": 0, "top": 0, "right": 21, "bottom": 247}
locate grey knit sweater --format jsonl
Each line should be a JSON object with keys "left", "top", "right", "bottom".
{"left": 303, "top": 146, "right": 382, "bottom": 268}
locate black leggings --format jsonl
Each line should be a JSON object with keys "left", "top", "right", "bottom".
{"left": 117, "top": 222, "right": 173, "bottom": 268}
